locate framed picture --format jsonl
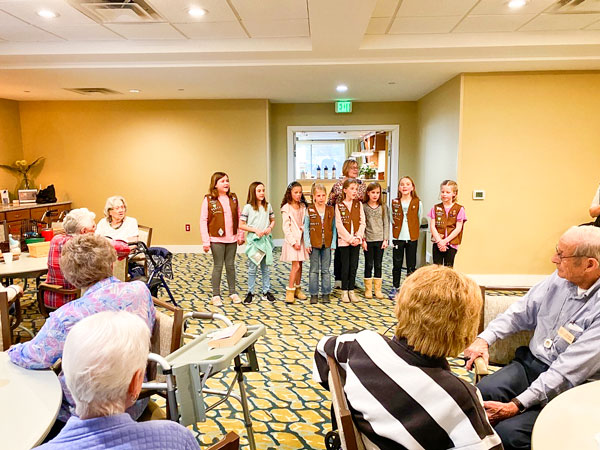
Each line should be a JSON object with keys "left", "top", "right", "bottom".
{"left": 18, "top": 189, "right": 37, "bottom": 204}
{"left": 0, "top": 189, "right": 9, "bottom": 206}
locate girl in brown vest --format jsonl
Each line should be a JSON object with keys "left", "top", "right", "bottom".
{"left": 304, "top": 183, "right": 337, "bottom": 304}
{"left": 428, "top": 180, "right": 467, "bottom": 268}
{"left": 362, "top": 182, "right": 389, "bottom": 299}
{"left": 200, "top": 172, "right": 245, "bottom": 306}
{"left": 280, "top": 182, "right": 309, "bottom": 304}
{"left": 335, "top": 178, "right": 366, "bottom": 303}
{"left": 390, "top": 176, "right": 423, "bottom": 299}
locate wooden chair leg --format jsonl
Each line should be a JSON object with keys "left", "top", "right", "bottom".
{"left": 37, "top": 286, "right": 50, "bottom": 318}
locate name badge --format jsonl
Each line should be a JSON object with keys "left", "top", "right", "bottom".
{"left": 557, "top": 326, "right": 575, "bottom": 345}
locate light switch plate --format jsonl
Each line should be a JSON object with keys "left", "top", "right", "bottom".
{"left": 473, "top": 190, "right": 485, "bottom": 200}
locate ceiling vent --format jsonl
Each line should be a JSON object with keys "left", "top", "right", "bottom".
{"left": 64, "top": 87, "right": 123, "bottom": 95}
{"left": 548, "top": 0, "right": 600, "bottom": 14}
{"left": 68, "top": 0, "right": 165, "bottom": 23}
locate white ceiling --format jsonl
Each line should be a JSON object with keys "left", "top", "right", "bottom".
{"left": 1, "top": 0, "right": 600, "bottom": 102}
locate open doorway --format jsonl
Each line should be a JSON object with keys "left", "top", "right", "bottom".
{"left": 286, "top": 125, "right": 400, "bottom": 205}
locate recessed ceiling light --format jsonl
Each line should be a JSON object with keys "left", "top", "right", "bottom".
{"left": 508, "top": 0, "right": 526, "bottom": 9}
{"left": 188, "top": 7, "right": 208, "bottom": 17}
{"left": 129, "top": 89, "right": 140, "bottom": 93}
{"left": 336, "top": 84, "right": 348, "bottom": 92}
{"left": 37, "top": 9, "right": 58, "bottom": 19}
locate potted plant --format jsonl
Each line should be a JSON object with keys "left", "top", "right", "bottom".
{"left": 0, "top": 157, "right": 45, "bottom": 194}
{"left": 359, "top": 163, "right": 376, "bottom": 180}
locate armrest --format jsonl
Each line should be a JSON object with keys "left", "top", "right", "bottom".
{"left": 39, "top": 282, "right": 80, "bottom": 295}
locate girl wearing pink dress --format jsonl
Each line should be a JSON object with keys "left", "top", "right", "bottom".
{"left": 280, "top": 182, "right": 308, "bottom": 304}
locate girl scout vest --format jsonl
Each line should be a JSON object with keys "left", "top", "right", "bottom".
{"left": 434, "top": 202, "right": 464, "bottom": 245}
{"left": 391, "top": 197, "right": 420, "bottom": 241}
{"left": 206, "top": 193, "right": 239, "bottom": 237}
{"left": 338, "top": 199, "right": 361, "bottom": 234}
{"left": 307, "top": 204, "right": 334, "bottom": 248}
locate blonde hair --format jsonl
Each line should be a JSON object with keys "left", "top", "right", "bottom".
{"left": 394, "top": 265, "right": 481, "bottom": 358}
{"left": 103, "top": 196, "right": 127, "bottom": 223}
{"left": 440, "top": 180, "right": 458, "bottom": 201}
{"left": 341, "top": 159, "right": 358, "bottom": 178}
{"left": 61, "top": 234, "right": 117, "bottom": 289}
{"left": 311, "top": 183, "right": 327, "bottom": 200}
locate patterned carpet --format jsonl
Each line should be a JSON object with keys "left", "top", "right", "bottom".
{"left": 14, "top": 249, "right": 495, "bottom": 449}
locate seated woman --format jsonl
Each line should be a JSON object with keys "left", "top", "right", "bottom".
{"left": 313, "top": 265, "right": 502, "bottom": 450}
{"left": 8, "top": 233, "right": 154, "bottom": 423}
{"left": 95, "top": 195, "right": 139, "bottom": 242}
{"left": 37, "top": 311, "right": 199, "bottom": 450}
{"left": 44, "top": 208, "right": 96, "bottom": 310}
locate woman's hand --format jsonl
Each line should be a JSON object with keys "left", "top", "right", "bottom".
{"left": 203, "top": 244, "right": 211, "bottom": 253}
{"left": 382, "top": 240, "right": 388, "bottom": 249}
{"left": 293, "top": 243, "right": 301, "bottom": 251}
{"left": 361, "top": 240, "right": 368, "bottom": 251}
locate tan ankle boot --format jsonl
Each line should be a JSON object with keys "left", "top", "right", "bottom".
{"left": 295, "top": 284, "right": 307, "bottom": 300}
{"left": 285, "top": 287, "right": 296, "bottom": 304}
{"left": 348, "top": 290, "right": 359, "bottom": 302}
{"left": 373, "top": 278, "right": 384, "bottom": 299}
{"left": 341, "top": 290, "right": 350, "bottom": 303}
{"left": 364, "top": 278, "right": 373, "bottom": 299}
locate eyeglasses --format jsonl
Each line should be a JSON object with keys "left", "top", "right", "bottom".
{"left": 111, "top": 206, "right": 126, "bottom": 211}
{"left": 555, "top": 246, "right": 584, "bottom": 262}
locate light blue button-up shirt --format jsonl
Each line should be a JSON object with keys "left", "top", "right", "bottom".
{"left": 479, "top": 271, "right": 600, "bottom": 408}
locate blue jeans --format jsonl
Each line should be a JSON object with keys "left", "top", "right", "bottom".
{"left": 309, "top": 246, "right": 332, "bottom": 295}
{"left": 248, "top": 258, "right": 270, "bottom": 294}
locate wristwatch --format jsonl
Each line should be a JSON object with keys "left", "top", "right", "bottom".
{"left": 510, "top": 397, "right": 526, "bottom": 413}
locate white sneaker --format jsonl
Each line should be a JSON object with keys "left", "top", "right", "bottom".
{"left": 230, "top": 294, "right": 243, "bottom": 304}
{"left": 211, "top": 296, "right": 223, "bottom": 306}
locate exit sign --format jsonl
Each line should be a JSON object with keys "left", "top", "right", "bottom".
{"left": 335, "top": 101, "right": 352, "bottom": 113}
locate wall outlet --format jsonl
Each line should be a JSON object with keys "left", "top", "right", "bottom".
{"left": 185, "top": 224, "right": 191, "bottom": 232}
{"left": 473, "top": 190, "right": 485, "bottom": 200}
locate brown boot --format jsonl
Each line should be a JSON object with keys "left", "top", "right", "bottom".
{"left": 373, "top": 278, "right": 384, "bottom": 299}
{"left": 348, "top": 290, "right": 359, "bottom": 303}
{"left": 285, "top": 287, "right": 296, "bottom": 304}
{"left": 341, "top": 290, "right": 350, "bottom": 303}
{"left": 364, "top": 278, "right": 373, "bottom": 299}
{"left": 295, "top": 284, "right": 307, "bottom": 300}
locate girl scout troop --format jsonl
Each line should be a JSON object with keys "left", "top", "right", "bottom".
{"left": 201, "top": 172, "right": 466, "bottom": 305}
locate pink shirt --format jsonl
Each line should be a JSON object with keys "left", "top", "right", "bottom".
{"left": 428, "top": 204, "right": 467, "bottom": 249}
{"left": 335, "top": 200, "right": 366, "bottom": 247}
{"left": 200, "top": 194, "right": 244, "bottom": 244}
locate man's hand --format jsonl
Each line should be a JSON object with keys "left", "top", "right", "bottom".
{"left": 484, "top": 401, "right": 519, "bottom": 426}
{"left": 464, "top": 337, "right": 490, "bottom": 370}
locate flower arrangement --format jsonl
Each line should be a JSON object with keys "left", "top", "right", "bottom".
{"left": 359, "top": 163, "right": 376, "bottom": 180}
{"left": 0, "top": 157, "right": 45, "bottom": 190}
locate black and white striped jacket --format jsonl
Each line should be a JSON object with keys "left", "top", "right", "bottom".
{"left": 313, "top": 331, "right": 503, "bottom": 450}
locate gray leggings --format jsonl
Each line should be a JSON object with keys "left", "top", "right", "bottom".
{"left": 210, "top": 242, "right": 237, "bottom": 296}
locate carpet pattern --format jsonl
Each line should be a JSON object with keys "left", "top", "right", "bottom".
{"left": 13, "top": 249, "right": 507, "bottom": 449}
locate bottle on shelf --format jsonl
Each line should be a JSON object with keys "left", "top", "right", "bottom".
{"left": 332, "top": 164, "right": 337, "bottom": 179}
{"left": 324, "top": 165, "right": 328, "bottom": 179}
{"left": 316, "top": 165, "right": 321, "bottom": 179}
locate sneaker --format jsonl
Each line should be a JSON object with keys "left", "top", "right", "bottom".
{"left": 321, "top": 294, "right": 330, "bottom": 303}
{"left": 264, "top": 291, "right": 276, "bottom": 302}
{"left": 310, "top": 295, "right": 318, "bottom": 304}
{"left": 388, "top": 287, "right": 398, "bottom": 300}
{"left": 230, "top": 294, "right": 243, "bottom": 304}
{"left": 244, "top": 292, "right": 254, "bottom": 304}
{"left": 211, "top": 296, "right": 223, "bottom": 307}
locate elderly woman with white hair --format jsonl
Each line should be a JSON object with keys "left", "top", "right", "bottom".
{"left": 8, "top": 233, "right": 154, "bottom": 424}
{"left": 44, "top": 207, "right": 96, "bottom": 310}
{"left": 96, "top": 195, "right": 139, "bottom": 242}
{"left": 37, "top": 311, "right": 199, "bottom": 450}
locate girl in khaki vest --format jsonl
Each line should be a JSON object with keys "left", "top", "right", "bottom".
{"left": 200, "top": 172, "right": 245, "bottom": 306}
{"left": 428, "top": 180, "right": 467, "bottom": 267}
{"left": 362, "top": 182, "right": 389, "bottom": 299}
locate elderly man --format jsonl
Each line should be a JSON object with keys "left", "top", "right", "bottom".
{"left": 465, "top": 225, "right": 600, "bottom": 450}
{"left": 37, "top": 311, "right": 199, "bottom": 450}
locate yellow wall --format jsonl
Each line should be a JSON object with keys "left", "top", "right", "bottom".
{"left": 0, "top": 99, "right": 24, "bottom": 197}
{"left": 458, "top": 72, "right": 600, "bottom": 274}
{"left": 416, "top": 76, "right": 462, "bottom": 215}
{"left": 18, "top": 99, "right": 269, "bottom": 245}
{"left": 269, "top": 101, "right": 418, "bottom": 238}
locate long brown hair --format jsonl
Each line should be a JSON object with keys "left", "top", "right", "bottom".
{"left": 208, "top": 171, "right": 231, "bottom": 199}
{"left": 398, "top": 175, "right": 419, "bottom": 200}
{"left": 339, "top": 178, "right": 359, "bottom": 203}
{"left": 247, "top": 181, "right": 268, "bottom": 211}
{"left": 281, "top": 181, "right": 307, "bottom": 208}
{"left": 365, "top": 181, "right": 386, "bottom": 220}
